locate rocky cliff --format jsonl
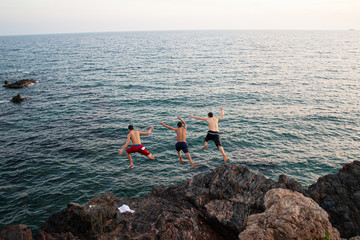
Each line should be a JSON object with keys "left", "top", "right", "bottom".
{"left": 1, "top": 161, "right": 359, "bottom": 240}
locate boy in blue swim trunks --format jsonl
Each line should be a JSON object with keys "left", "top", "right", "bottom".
{"left": 190, "top": 107, "right": 227, "bottom": 162}
{"left": 160, "top": 116, "right": 196, "bottom": 168}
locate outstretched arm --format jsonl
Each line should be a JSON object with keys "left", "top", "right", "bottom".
{"left": 118, "top": 135, "right": 131, "bottom": 155}
{"left": 160, "top": 122, "right": 176, "bottom": 131}
{"left": 189, "top": 113, "right": 207, "bottom": 121}
{"left": 177, "top": 116, "right": 187, "bottom": 129}
{"left": 140, "top": 126, "right": 154, "bottom": 135}
{"left": 217, "top": 107, "right": 224, "bottom": 120}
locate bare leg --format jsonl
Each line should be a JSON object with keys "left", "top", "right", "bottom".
{"left": 126, "top": 152, "right": 134, "bottom": 169}
{"left": 185, "top": 152, "right": 196, "bottom": 168}
{"left": 218, "top": 146, "right": 227, "bottom": 163}
{"left": 177, "top": 151, "right": 184, "bottom": 163}
{"left": 202, "top": 141, "right": 208, "bottom": 150}
{"left": 147, "top": 153, "right": 155, "bottom": 160}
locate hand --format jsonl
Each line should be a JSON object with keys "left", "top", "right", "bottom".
{"left": 190, "top": 114, "right": 194, "bottom": 118}
{"left": 220, "top": 107, "right": 224, "bottom": 111}
{"left": 118, "top": 149, "right": 124, "bottom": 155}
{"left": 177, "top": 116, "right": 181, "bottom": 120}
{"left": 150, "top": 126, "right": 154, "bottom": 130}
{"left": 160, "top": 122, "right": 164, "bottom": 125}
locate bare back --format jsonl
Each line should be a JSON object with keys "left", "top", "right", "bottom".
{"left": 206, "top": 117, "right": 219, "bottom": 131}
{"left": 128, "top": 130, "right": 142, "bottom": 145}
{"left": 175, "top": 127, "right": 187, "bottom": 142}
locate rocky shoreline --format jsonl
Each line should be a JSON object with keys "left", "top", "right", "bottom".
{"left": 1, "top": 161, "right": 359, "bottom": 240}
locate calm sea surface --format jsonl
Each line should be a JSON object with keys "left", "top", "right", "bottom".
{"left": 0, "top": 30, "right": 359, "bottom": 231}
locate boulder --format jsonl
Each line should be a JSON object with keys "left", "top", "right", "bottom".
{"left": 3, "top": 80, "right": 36, "bottom": 88}
{"left": 0, "top": 224, "right": 32, "bottom": 240}
{"left": 238, "top": 188, "right": 342, "bottom": 240}
{"left": 307, "top": 161, "right": 360, "bottom": 238}
{"left": 11, "top": 94, "right": 29, "bottom": 103}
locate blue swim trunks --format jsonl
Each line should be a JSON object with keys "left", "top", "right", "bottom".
{"left": 175, "top": 142, "right": 189, "bottom": 153}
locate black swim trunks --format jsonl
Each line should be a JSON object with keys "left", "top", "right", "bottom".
{"left": 204, "top": 130, "right": 222, "bottom": 147}
{"left": 175, "top": 142, "right": 189, "bottom": 153}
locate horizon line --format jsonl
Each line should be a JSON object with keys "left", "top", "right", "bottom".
{"left": 0, "top": 28, "right": 357, "bottom": 37}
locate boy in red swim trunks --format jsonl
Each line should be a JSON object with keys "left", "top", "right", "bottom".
{"left": 160, "top": 116, "right": 196, "bottom": 168}
{"left": 118, "top": 125, "right": 155, "bottom": 169}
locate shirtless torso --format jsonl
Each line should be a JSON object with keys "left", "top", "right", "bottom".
{"left": 175, "top": 125, "right": 187, "bottom": 142}
{"left": 128, "top": 130, "right": 142, "bottom": 145}
{"left": 205, "top": 117, "right": 219, "bottom": 132}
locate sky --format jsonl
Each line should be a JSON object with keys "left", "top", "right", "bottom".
{"left": 0, "top": 0, "right": 359, "bottom": 36}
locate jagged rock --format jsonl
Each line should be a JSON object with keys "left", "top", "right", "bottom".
{"left": 0, "top": 224, "right": 32, "bottom": 240}
{"left": 278, "top": 174, "right": 308, "bottom": 196}
{"left": 11, "top": 94, "right": 29, "bottom": 103}
{"left": 4, "top": 162, "right": 359, "bottom": 239}
{"left": 35, "top": 193, "right": 120, "bottom": 240}
{"left": 35, "top": 165, "right": 306, "bottom": 240}
{"left": 238, "top": 188, "right": 342, "bottom": 240}
{"left": 307, "top": 161, "right": 360, "bottom": 239}
{"left": 152, "top": 164, "right": 289, "bottom": 238}
{"left": 3, "top": 80, "right": 36, "bottom": 88}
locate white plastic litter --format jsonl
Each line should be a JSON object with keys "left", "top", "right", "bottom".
{"left": 118, "top": 204, "right": 135, "bottom": 213}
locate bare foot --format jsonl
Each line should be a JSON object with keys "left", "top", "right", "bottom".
{"left": 128, "top": 163, "right": 134, "bottom": 169}
{"left": 224, "top": 156, "right": 227, "bottom": 163}
{"left": 202, "top": 145, "right": 208, "bottom": 150}
{"left": 191, "top": 162, "right": 197, "bottom": 168}
{"left": 180, "top": 157, "right": 184, "bottom": 164}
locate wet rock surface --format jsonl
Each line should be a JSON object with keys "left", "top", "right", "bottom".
{"left": 10, "top": 93, "right": 29, "bottom": 103}
{"left": 3, "top": 80, "right": 37, "bottom": 88}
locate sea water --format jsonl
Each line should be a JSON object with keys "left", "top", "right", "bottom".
{"left": 0, "top": 30, "right": 359, "bottom": 231}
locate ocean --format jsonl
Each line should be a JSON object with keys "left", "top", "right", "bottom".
{"left": 0, "top": 30, "right": 359, "bottom": 231}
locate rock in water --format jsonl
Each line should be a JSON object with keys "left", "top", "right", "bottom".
{"left": 238, "top": 188, "right": 342, "bottom": 240}
{"left": 3, "top": 79, "right": 36, "bottom": 88}
{"left": 11, "top": 94, "right": 29, "bottom": 103}
{"left": 307, "top": 160, "right": 360, "bottom": 239}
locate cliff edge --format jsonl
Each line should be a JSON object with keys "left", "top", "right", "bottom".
{"left": 1, "top": 161, "right": 359, "bottom": 240}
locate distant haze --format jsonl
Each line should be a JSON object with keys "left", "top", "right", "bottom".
{"left": 0, "top": 0, "right": 359, "bottom": 36}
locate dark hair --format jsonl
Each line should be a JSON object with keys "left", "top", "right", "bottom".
{"left": 208, "top": 112, "right": 213, "bottom": 117}
{"left": 128, "top": 125, "right": 134, "bottom": 130}
{"left": 177, "top": 122, "right": 183, "bottom": 127}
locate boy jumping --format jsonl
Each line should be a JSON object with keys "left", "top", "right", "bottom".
{"left": 160, "top": 116, "right": 196, "bottom": 168}
{"left": 118, "top": 125, "right": 155, "bottom": 169}
{"left": 190, "top": 107, "right": 227, "bottom": 162}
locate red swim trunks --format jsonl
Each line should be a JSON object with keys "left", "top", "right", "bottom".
{"left": 126, "top": 144, "right": 150, "bottom": 156}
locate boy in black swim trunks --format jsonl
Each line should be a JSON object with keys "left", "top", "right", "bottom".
{"left": 190, "top": 107, "right": 227, "bottom": 162}
{"left": 160, "top": 116, "right": 196, "bottom": 168}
